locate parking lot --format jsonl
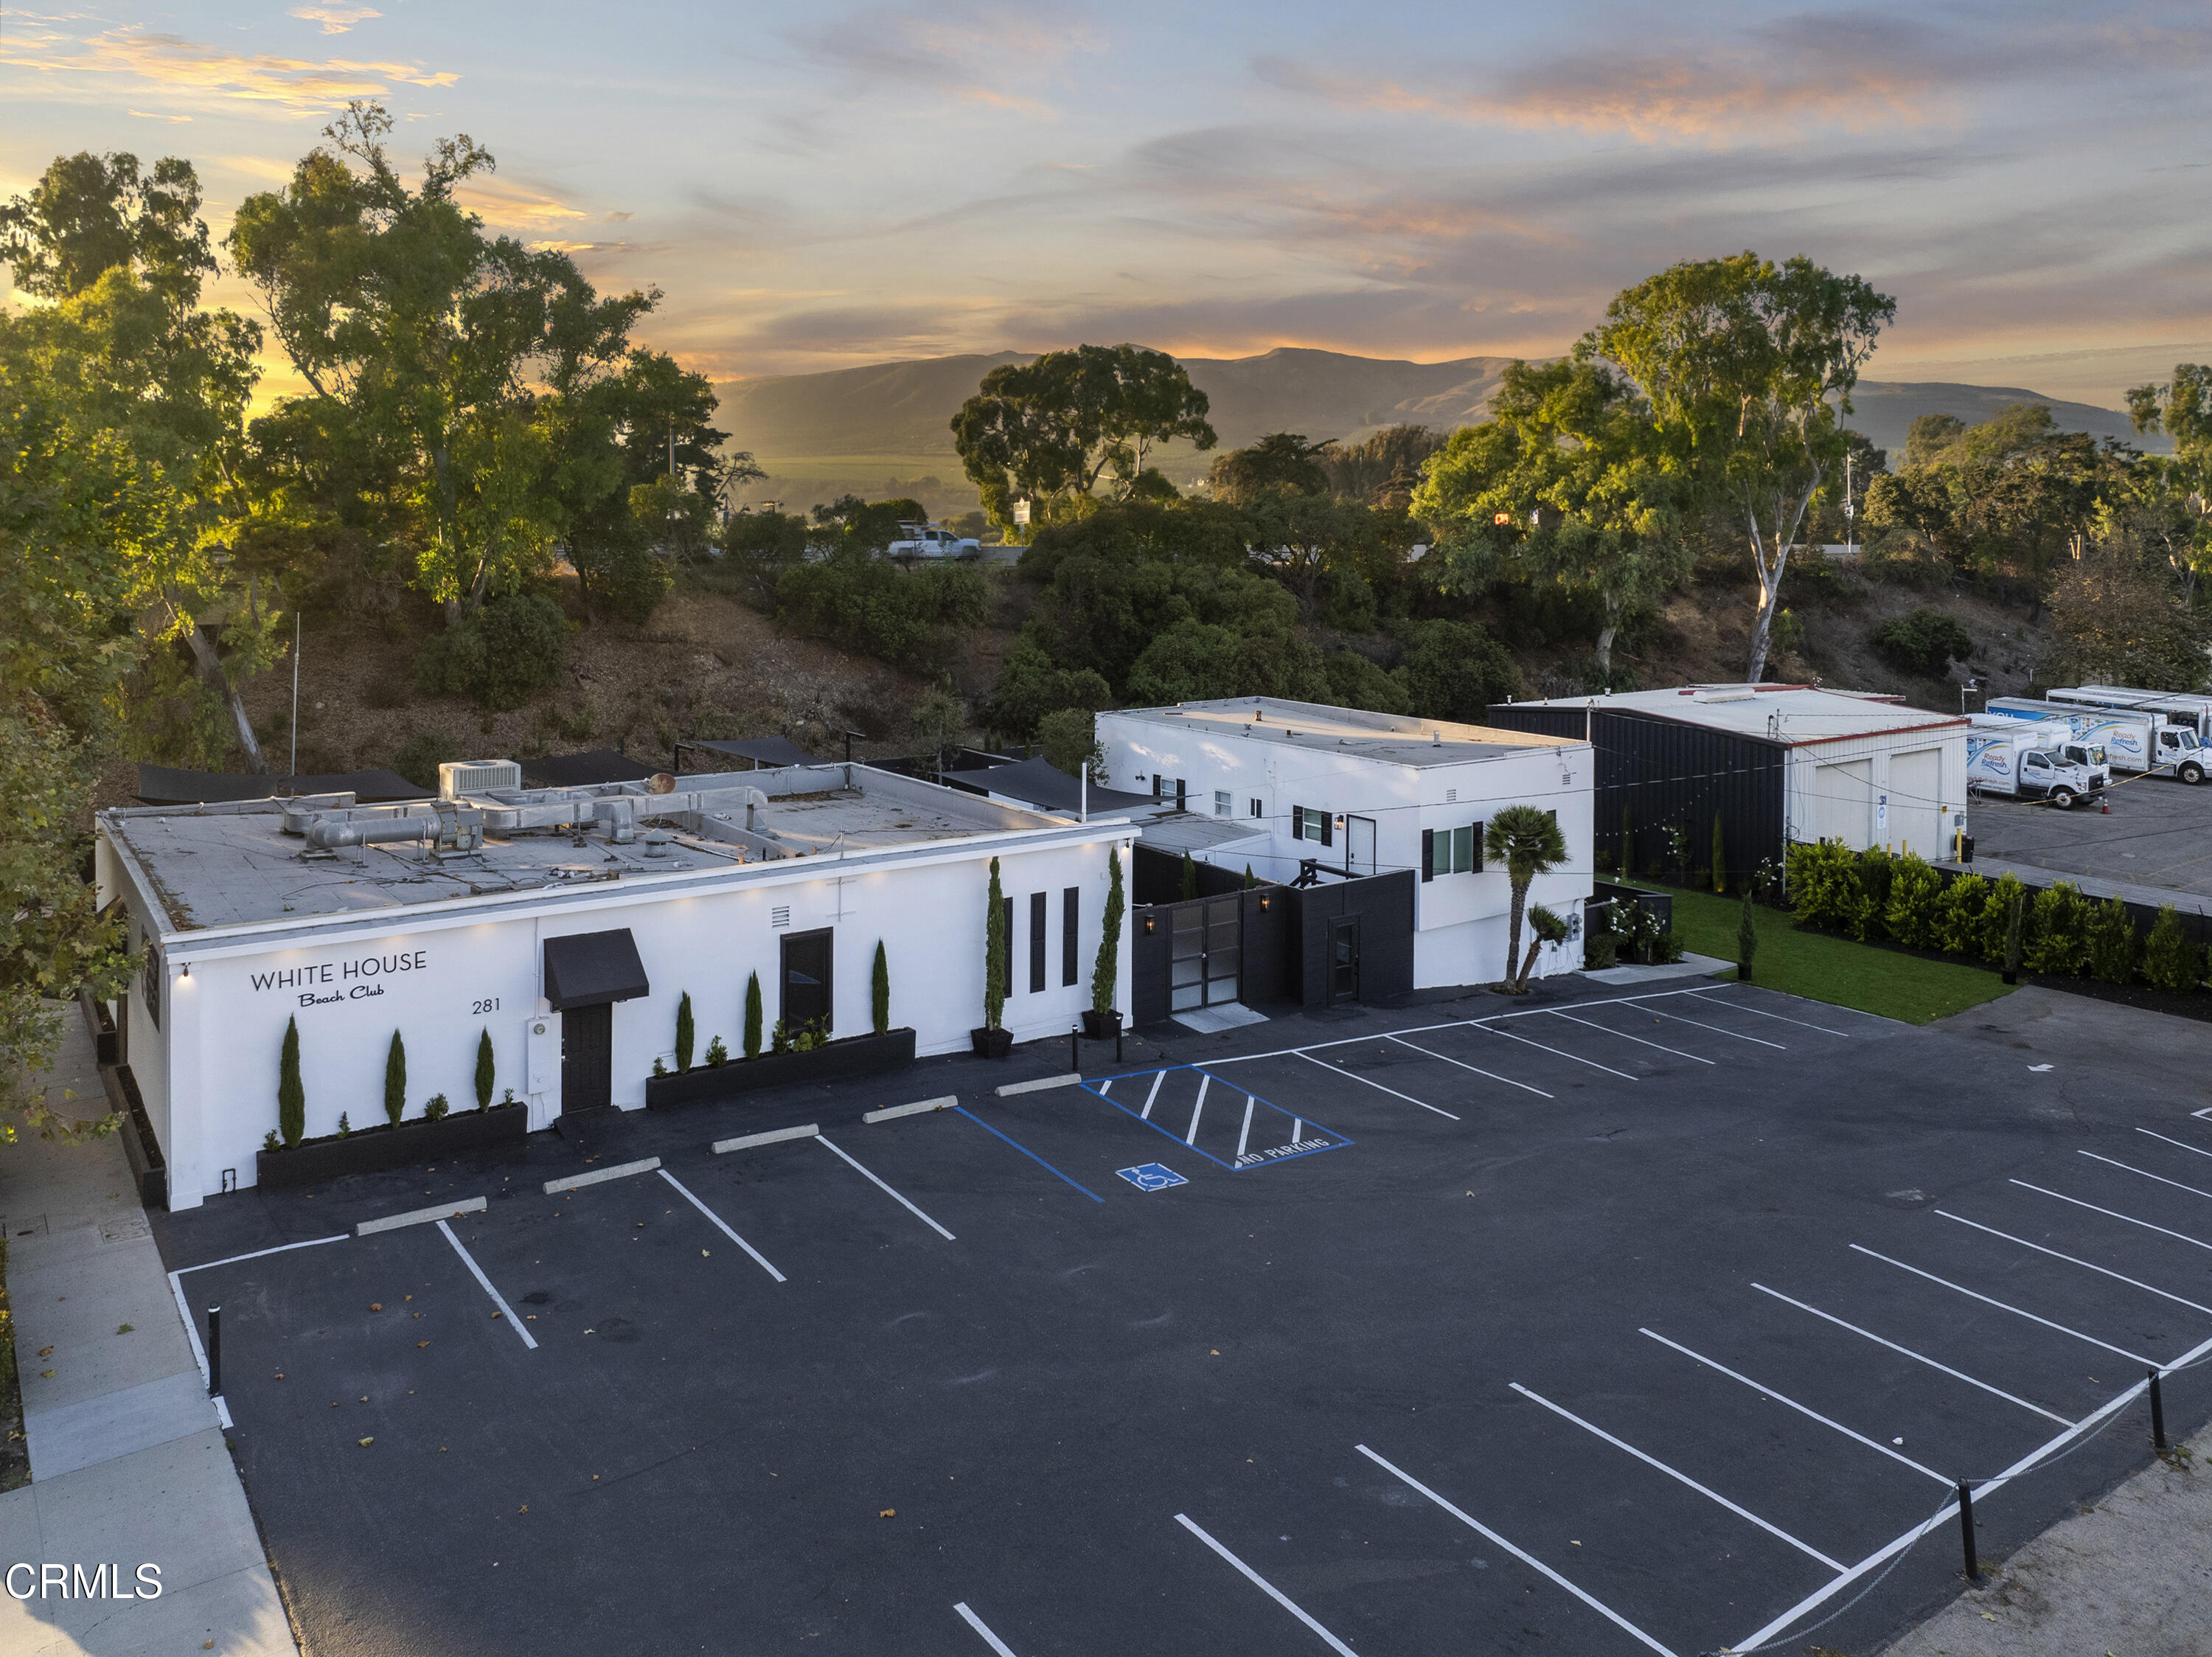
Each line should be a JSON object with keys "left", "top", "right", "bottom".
{"left": 156, "top": 979, "right": 2212, "bottom": 1657}
{"left": 1969, "top": 769, "right": 2212, "bottom": 901}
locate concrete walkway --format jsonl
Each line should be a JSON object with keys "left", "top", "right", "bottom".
{"left": 0, "top": 1012, "right": 296, "bottom": 1656}
{"left": 1882, "top": 1423, "right": 2212, "bottom": 1657}
{"left": 1940, "top": 855, "right": 2212, "bottom": 917}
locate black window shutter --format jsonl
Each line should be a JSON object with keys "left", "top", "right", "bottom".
{"left": 1029, "top": 892, "right": 1047, "bottom": 993}
{"left": 1175, "top": 778, "right": 1186, "bottom": 808}
{"left": 1062, "top": 886, "right": 1079, "bottom": 986}
{"left": 1321, "top": 812, "right": 1333, "bottom": 848}
{"left": 1421, "top": 830, "right": 1435, "bottom": 883}
{"left": 1471, "top": 821, "right": 1485, "bottom": 872}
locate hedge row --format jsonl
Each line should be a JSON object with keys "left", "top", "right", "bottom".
{"left": 1784, "top": 842, "right": 2208, "bottom": 992}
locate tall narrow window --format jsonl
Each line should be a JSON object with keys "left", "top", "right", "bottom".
{"left": 1214, "top": 790, "right": 1231, "bottom": 817}
{"left": 1029, "top": 892, "right": 1047, "bottom": 993}
{"left": 1451, "top": 825, "right": 1474, "bottom": 874}
{"left": 1062, "top": 886, "right": 1079, "bottom": 986}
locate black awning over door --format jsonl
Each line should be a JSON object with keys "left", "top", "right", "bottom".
{"left": 543, "top": 929, "right": 651, "bottom": 1010}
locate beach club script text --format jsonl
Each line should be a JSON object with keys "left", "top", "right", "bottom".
{"left": 251, "top": 948, "right": 431, "bottom": 1007}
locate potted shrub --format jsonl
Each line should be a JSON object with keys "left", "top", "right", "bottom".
{"left": 743, "top": 971, "right": 763, "bottom": 1059}
{"left": 872, "top": 941, "right": 890, "bottom": 1036}
{"left": 383, "top": 1030, "right": 406, "bottom": 1126}
{"left": 1084, "top": 848, "right": 1124, "bottom": 1041}
{"left": 278, "top": 1015, "right": 305, "bottom": 1149}
{"left": 675, "top": 991, "right": 695, "bottom": 1072}
{"left": 972, "top": 855, "right": 1013, "bottom": 1057}
{"left": 474, "top": 1027, "right": 495, "bottom": 1111}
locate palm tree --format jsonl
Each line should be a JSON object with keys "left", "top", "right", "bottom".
{"left": 1484, "top": 805, "right": 1569, "bottom": 992}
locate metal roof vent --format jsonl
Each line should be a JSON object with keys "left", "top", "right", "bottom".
{"left": 439, "top": 759, "right": 522, "bottom": 799}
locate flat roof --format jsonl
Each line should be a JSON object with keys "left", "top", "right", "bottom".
{"left": 1107, "top": 697, "right": 1580, "bottom": 768}
{"left": 104, "top": 765, "right": 1071, "bottom": 935}
{"left": 1509, "top": 685, "right": 1968, "bottom": 748}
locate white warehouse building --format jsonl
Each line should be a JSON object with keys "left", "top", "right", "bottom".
{"left": 1094, "top": 698, "right": 1594, "bottom": 991}
{"left": 95, "top": 763, "right": 1132, "bottom": 1209}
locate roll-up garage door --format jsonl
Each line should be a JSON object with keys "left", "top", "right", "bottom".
{"left": 1803, "top": 757, "right": 1872, "bottom": 847}
{"left": 1888, "top": 748, "right": 1944, "bottom": 859}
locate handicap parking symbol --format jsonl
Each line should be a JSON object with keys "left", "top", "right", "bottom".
{"left": 1116, "top": 1162, "right": 1188, "bottom": 1192}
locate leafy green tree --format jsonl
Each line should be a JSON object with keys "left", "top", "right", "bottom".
{"left": 1208, "top": 431, "right": 1330, "bottom": 503}
{"left": 1321, "top": 425, "right": 1446, "bottom": 509}
{"left": 1397, "top": 619, "right": 1521, "bottom": 720}
{"left": 1245, "top": 489, "right": 1412, "bottom": 625}
{"left": 2142, "top": 906, "right": 2204, "bottom": 993}
{"left": 1584, "top": 252, "right": 1894, "bottom": 680}
{"left": 1324, "top": 650, "right": 1411, "bottom": 715}
{"left": 2126, "top": 366, "right": 2212, "bottom": 604}
{"left": 1484, "top": 806, "right": 1568, "bottom": 992}
{"left": 2045, "top": 540, "right": 2209, "bottom": 690}
{"left": 1870, "top": 608, "right": 1975, "bottom": 679}
{"left": 1417, "top": 358, "right": 1686, "bottom": 675}
{"left": 715, "top": 509, "right": 813, "bottom": 608}
{"left": 953, "top": 344, "right": 1215, "bottom": 531}
{"left": 1038, "top": 708, "right": 1105, "bottom": 781}
{"left": 990, "top": 637, "right": 1112, "bottom": 743}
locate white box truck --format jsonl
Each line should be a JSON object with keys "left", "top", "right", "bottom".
{"left": 2045, "top": 686, "right": 2212, "bottom": 746}
{"left": 1968, "top": 715, "right": 2109, "bottom": 790}
{"left": 1983, "top": 697, "right": 2205, "bottom": 783}
{"left": 1966, "top": 723, "right": 2104, "bottom": 808}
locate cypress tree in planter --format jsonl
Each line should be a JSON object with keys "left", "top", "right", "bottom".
{"left": 743, "top": 971, "right": 763, "bottom": 1060}
{"left": 872, "top": 942, "right": 890, "bottom": 1035}
{"left": 675, "top": 991, "right": 695, "bottom": 1072}
{"left": 384, "top": 1030, "right": 406, "bottom": 1126}
{"left": 974, "top": 856, "right": 1011, "bottom": 1056}
{"left": 1085, "top": 848, "right": 1124, "bottom": 1039}
{"left": 1180, "top": 850, "right": 1198, "bottom": 900}
{"left": 474, "top": 1028, "right": 495, "bottom": 1111}
{"left": 278, "top": 1016, "right": 305, "bottom": 1148}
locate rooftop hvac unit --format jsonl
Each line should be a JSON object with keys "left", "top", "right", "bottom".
{"left": 439, "top": 759, "right": 522, "bottom": 799}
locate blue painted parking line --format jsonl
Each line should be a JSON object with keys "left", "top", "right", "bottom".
{"left": 1079, "top": 1066, "right": 1353, "bottom": 1172}
{"left": 951, "top": 1105, "right": 1107, "bottom": 1203}
{"left": 1117, "top": 1163, "right": 1187, "bottom": 1192}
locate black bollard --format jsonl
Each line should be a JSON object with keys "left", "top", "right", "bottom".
{"left": 206, "top": 1305, "right": 222, "bottom": 1396}
{"left": 1072, "top": 1024, "right": 1080, "bottom": 1074}
{"left": 1957, "top": 1481, "right": 1980, "bottom": 1583}
{"left": 2151, "top": 1368, "right": 2167, "bottom": 1451}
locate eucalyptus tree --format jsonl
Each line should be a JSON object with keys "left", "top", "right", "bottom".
{"left": 1582, "top": 252, "right": 1893, "bottom": 681}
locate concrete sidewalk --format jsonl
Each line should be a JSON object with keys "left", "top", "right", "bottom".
{"left": 1882, "top": 1423, "right": 2212, "bottom": 1657}
{"left": 1, "top": 1012, "right": 296, "bottom": 1656}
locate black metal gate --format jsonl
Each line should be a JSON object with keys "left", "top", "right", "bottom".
{"left": 1169, "top": 896, "right": 1242, "bottom": 1012}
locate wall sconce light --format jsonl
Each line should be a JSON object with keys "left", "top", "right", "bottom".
{"left": 1257, "top": 893, "right": 1271, "bottom": 912}
{"left": 1142, "top": 914, "right": 1156, "bottom": 935}
{"left": 181, "top": 962, "right": 190, "bottom": 979}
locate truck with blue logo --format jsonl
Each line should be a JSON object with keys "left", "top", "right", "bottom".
{"left": 2043, "top": 686, "right": 2212, "bottom": 749}
{"left": 1981, "top": 697, "right": 2205, "bottom": 784}
{"left": 1966, "top": 718, "right": 2106, "bottom": 808}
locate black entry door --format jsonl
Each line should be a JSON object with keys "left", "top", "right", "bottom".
{"left": 560, "top": 1001, "right": 613, "bottom": 1114}
{"left": 782, "top": 930, "right": 833, "bottom": 1032}
{"left": 1328, "top": 917, "right": 1362, "bottom": 1005}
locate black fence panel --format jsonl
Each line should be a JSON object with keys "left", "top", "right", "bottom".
{"left": 1288, "top": 872, "right": 1416, "bottom": 1007}
{"left": 1133, "top": 844, "right": 1246, "bottom": 906}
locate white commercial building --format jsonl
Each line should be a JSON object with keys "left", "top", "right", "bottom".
{"left": 1094, "top": 698, "right": 1593, "bottom": 990}
{"left": 96, "top": 764, "right": 1131, "bottom": 1209}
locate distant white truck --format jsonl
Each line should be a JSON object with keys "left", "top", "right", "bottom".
{"left": 1966, "top": 723, "right": 2105, "bottom": 808}
{"left": 1983, "top": 696, "right": 2205, "bottom": 784}
{"left": 886, "top": 521, "right": 982, "bottom": 562}
{"left": 2044, "top": 685, "right": 2212, "bottom": 746}
{"left": 1968, "top": 715, "right": 2110, "bottom": 789}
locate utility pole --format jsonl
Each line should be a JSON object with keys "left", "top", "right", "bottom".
{"left": 1843, "top": 451, "right": 1854, "bottom": 558}
{"left": 289, "top": 608, "right": 301, "bottom": 778}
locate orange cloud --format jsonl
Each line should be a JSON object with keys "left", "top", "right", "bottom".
{"left": 288, "top": 6, "right": 384, "bottom": 35}
{"left": 453, "top": 177, "right": 587, "bottom": 231}
{"left": 0, "top": 24, "right": 456, "bottom": 111}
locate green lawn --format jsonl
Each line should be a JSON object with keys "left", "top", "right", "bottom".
{"left": 1626, "top": 882, "right": 2017, "bottom": 1026}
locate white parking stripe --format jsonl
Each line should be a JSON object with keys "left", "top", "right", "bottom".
{"left": 1186, "top": 1073, "right": 1211, "bottom": 1145}
{"left": 815, "top": 1134, "right": 956, "bottom": 1240}
{"left": 1297, "top": 1051, "right": 1461, "bottom": 1119}
{"left": 1384, "top": 1032, "right": 1553, "bottom": 1098}
{"left": 1468, "top": 1020, "right": 1640, "bottom": 1080}
{"left": 1174, "top": 1514, "right": 1359, "bottom": 1657}
{"left": 1509, "top": 1382, "right": 1845, "bottom": 1571}
{"left": 437, "top": 1220, "right": 538, "bottom": 1350}
{"left": 1618, "top": 999, "right": 1785, "bottom": 1049}
{"left": 1751, "top": 1283, "right": 2073, "bottom": 1426}
{"left": 658, "top": 1169, "right": 785, "bottom": 1283}
{"left": 1640, "top": 1327, "right": 1951, "bottom": 1485}
{"left": 1354, "top": 1445, "right": 1680, "bottom": 1657}
{"left": 953, "top": 1602, "right": 1020, "bottom": 1656}
{"left": 1849, "top": 1244, "right": 2156, "bottom": 1366}
{"left": 2135, "top": 1128, "right": 2212, "bottom": 1161}
{"left": 2012, "top": 1179, "right": 2212, "bottom": 1254}
{"left": 1197, "top": 985, "right": 1736, "bottom": 1066}
{"left": 1541, "top": 1008, "right": 1714, "bottom": 1064}
{"left": 1141, "top": 1071, "right": 1166, "bottom": 1120}
{"left": 1236, "top": 1095, "right": 1255, "bottom": 1162}
{"left": 1935, "top": 1209, "right": 2212, "bottom": 1319}
{"left": 2079, "top": 1150, "right": 2212, "bottom": 1203}
{"left": 1684, "top": 989, "right": 1852, "bottom": 1035}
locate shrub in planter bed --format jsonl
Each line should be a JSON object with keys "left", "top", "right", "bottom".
{"left": 1853, "top": 849, "right": 1894, "bottom": 942}
{"left": 704, "top": 1036, "right": 728, "bottom": 1067}
{"left": 278, "top": 1015, "right": 305, "bottom": 1148}
{"left": 676, "top": 992, "right": 695, "bottom": 1072}
{"left": 743, "top": 971, "right": 763, "bottom": 1060}
{"left": 872, "top": 942, "right": 890, "bottom": 1036}
{"left": 2085, "top": 897, "right": 2138, "bottom": 985}
{"left": 2024, "top": 880, "right": 2090, "bottom": 976}
{"left": 1786, "top": 841, "right": 1860, "bottom": 932}
{"left": 1982, "top": 873, "right": 2028, "bottom": 963}
{"left": 383, "top": 1030, "right": 406, "bottom": 1126}
{"left": 424, "top": 1092, "right": 450, "bottom": 1122}
{"left": 1934, "top": 873, "right": 1989, "bottom": 956}
{"left": 1884, "top": 853, "right": 1942, "bottom": 949}
{"left": 2143, "top": 906, "right": 2206, "bottom": 992}
{"left": 475, "top": 1028, "right": 495, "bottom": 1111}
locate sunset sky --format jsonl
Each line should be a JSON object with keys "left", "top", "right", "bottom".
{"left": 4, "top": 1, "right": 2209, "bottom": 403}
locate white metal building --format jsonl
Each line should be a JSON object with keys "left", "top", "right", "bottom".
{"left": 95, "top": 764, "right": 1131, "bottom": 1209}
{"left": 1094, "top": 698, "right": 1593, "bottom": 989}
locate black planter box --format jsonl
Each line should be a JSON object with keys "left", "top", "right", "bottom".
{"left": 257, "top": 1103, "right": 528, "bottom": 1190}
{"left": 1081, "top": 1009, "right": 1122, "bottom": 1041}
{"left": 644, "top": 1026, "right": 917, "bottom": 1109}
{"left": 970, "top": 1026, "right": 1013, "bottom": 1059}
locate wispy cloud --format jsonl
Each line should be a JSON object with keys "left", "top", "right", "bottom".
{"left": 288, "top": 6, "right": 382, "bottom": 36}
{"left": 453, "top": 176, "right": 588, "bottom": 231}
{"left": 128, "top": 108, "right": 192, "bottom": 122}
{"left": 787, "top": 1, "right": 1101, "bottom": 113}
{"left": 0, "top": 24, "right": 455, "bottom": 111}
